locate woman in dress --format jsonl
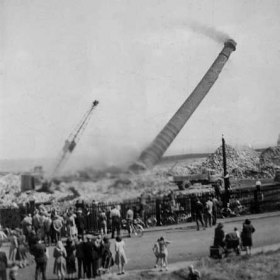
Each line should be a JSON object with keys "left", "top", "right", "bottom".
{"left": 65, "top": 238, "right": 76, "bottom": 279}
{"left": 53, "top": 241, "right": 67, "bottom": 280}
{"left": 241, "top": 219, "right": 255, "bottom": 255}
{"left": 115, "top": 236, "right": 127, "bottom": 275}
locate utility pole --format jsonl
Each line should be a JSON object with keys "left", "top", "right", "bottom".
{"left": 222, "top": 135, "right": 230, "bottom": 207}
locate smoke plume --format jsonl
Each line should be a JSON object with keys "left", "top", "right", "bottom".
{"left": 185, "top": 20, "right": 231, "bottom": 43}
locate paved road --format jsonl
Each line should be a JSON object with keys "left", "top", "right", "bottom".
{"left": 3, "top": 213, "right": 280, "bottom": 279}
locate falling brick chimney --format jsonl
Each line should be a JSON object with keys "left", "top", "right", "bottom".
{"left": 130, "top": 39, "right": 237, "bottom": 171}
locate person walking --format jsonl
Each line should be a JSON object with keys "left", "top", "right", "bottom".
{"left": 157, "top": 237, "right": 171, "bottom": 271}
{"left": 241, "top": 219, "right": 255, "bottom": 255}
{"left": 53, "top": 241, "right": 67, "bottom": 280}
{"left": 115, "top": 236, "right": 127, "bottom": 275}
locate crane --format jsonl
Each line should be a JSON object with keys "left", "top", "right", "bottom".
{"left": 51, "top": 100, "right": 99, "bottom": 178}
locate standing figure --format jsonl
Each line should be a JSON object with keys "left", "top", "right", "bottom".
{"left": 126, "top": 207, "right": 134, "bottom": 238}
{"left": 110, "top": 206, "right": 121, "bottom": 239}
{"left": 194, "top": 199, "right": 205, "bottom": 231}
{"left": 205, "top": 197, "right": 213, "bottom": 228}
{"left": 75, "top": 237, "right": 86, "bottom": 279}
{"left": 91, "top": 235, "right": 103, "bottom": 278}
{"left": 53, "top": 241, "right": 67, "bottom": 280}
{"left": 213, "top": 223, "right": 225, "bottom": 248}
{"left": 157, "top": 236, "right": 171, "bottom": 271}
{"left": 65, "top": 238, "right": 76, "bottom": 279}
{"left": 32, "top": 238, "right": 48, "bottom": 280}
{"left": 9, "top": 231, "right": 18, "bottom": 262}
{"left": 241, "top": 219, "right": 255, "bottom": 255}
{"left": 115, "top": 236, "right": 127, "bottom": 275}
{"left": 52, "top": 214, "right": 63, "bottom": 243}
{"left": 75, "top": 209, "right": 85, "bottom": 239}
{"left": 152, "top": 239, "right": 160, "bottom": 268}
{"left": 98, "top": 209, "right": 107, "bottom": 235}
{"left": 0, "top": 241, "right": 8, "bottom": 280}
{"left": 101, "top": 236, "right": 114, "bottom": 273}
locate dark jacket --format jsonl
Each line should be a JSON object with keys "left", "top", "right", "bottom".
{"left": 32, "top": 243, "right": 47, "bottom": 263}
{"left": 214, "top": 226, "right": 225, "bottom": 247}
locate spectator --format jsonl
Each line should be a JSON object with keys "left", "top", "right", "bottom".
{"left": 75, "top": 237, "right": 86, "bottom": 279}
{"left": 152, "top": 238, "right": 160, "bottom": 268}
{"left": 92, "top": 235, "right": 103, "bottom": 278}
{"left": 52, "top": 214, "right": 63, "bottom": 243}
{"left": 65, "top": 238, "right": 76, "bottom": 279}
{"left": 157, "top": 236, "right": 171, "bottom": 271}
{"left": 101, "top": 236, "right": 114, "bottom": 273}
{"left": 126, "top": 207, "right": 134, "bottom": 238}
{"left": 241, "top": 219, "right": 255, "bottom": 255}
{"left": 9, "top": 231, "right": 18, "bottom": 262}
{"left": 110, "top": 206, "right": 121, "bottom": 239}
{"left": 21, "top": 214, "right": 32, "bottom": 237}
{"left": 75, "top": 209, "right": 85, "bottom": 239}
{"left": 213, "top": 223, "right": 225, "bottom": 248}
{"left": 32, "top": 237, "right": 48, "bottom": 280}
{"left": 84, "top": 235, "right": 93, "bottom": 278}
{"left": 53, "top": 241, "right": 67, "bottom": 280}
{"left": 211, "top": 195, "right": 219, "bottom": 226}
{"left": 115, "top": 236, "right": 127, "bottom": 275}
{"left": 205, "top": 197, "right": 213, "bottom": 228}
{"left": 194, "top": 199, "right": 205, "bottom": 231}
{"left": 254, "top": 181, "right": 263, "bottom": 214}
{"left": 98, "top": 208, "right": 107, "bottom": 235}
{"left": 187, "top": 265, "right": 200, "bottom": 280}
{"left": 0, "top": 241, "right": 8, "bottom": 280}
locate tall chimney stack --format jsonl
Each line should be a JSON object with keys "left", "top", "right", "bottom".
{"left": 131, "top": 39, "right": 237, "bottom": 170}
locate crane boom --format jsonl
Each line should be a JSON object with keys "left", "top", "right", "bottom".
{"left": 51, "top": 100, "right": 99, "bottom": 178}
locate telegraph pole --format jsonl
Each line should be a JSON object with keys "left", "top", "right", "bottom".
{"left": 222, "top": 135, "right": 230, "bottom": 207}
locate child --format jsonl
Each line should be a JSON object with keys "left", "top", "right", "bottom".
{"left": 115, "top": 236, "right": 127, "bottom": 275}
{"left": 157, "top": 237, "right": 171, "bottom": 271}
{"left": 152, "top": 239, "right": 160, "bottom": 268}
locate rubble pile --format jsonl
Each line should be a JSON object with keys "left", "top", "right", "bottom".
{"left": 201, "top": 145, "right": 261, "bottom": 178}
{"left": 260, "top": 146, "right": 280, "bottom": 167}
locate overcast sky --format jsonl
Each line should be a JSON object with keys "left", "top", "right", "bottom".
{"left": 0, "top": 0, "right": 280, "bottom": 168}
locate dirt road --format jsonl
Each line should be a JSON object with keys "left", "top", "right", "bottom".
{"left": 4, "top": 213, "right": 280, "bottom": 279}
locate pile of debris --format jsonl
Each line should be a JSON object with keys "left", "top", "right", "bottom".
{"left": 201, "top": 145, "right": 261, "bottom": 179}
{"left": 260, "top": 146, "right": 280, "bottom": 167}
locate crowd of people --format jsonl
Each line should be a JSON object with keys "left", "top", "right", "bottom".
{"left": 0, "top": 180, "right": 264, "bottom": 280}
